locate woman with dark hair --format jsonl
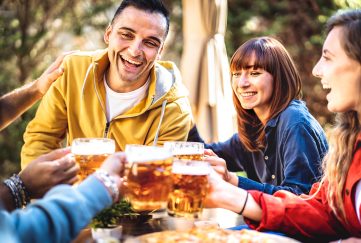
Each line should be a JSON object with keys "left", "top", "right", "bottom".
{"left": 205, "top": 9, "right": 361, "bottom": 241}
{"left": 189, "top": 36, "right": 328, "bottom": 195}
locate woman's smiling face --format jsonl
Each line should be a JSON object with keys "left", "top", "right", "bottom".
{"left": 232, "top": 53, "right": 274, "bottom": 123}
{"left": 312, "top": 26, "right": 361, "bottom": 114}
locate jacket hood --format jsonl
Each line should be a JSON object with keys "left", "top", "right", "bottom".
{"left": 79, "top": 49, "right": 189, "bottom": 117}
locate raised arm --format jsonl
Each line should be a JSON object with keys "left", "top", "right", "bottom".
{"left": 0, "top": 52, "right": 74, "bottom": 130}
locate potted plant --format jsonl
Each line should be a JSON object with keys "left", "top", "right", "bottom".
{"left": 90, "top": 199, "right": 151, "bottom": 240}
{"left": 90, "top": 199, "right": 134, "bottom": 240}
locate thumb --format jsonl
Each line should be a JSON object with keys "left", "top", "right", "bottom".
{"left": 204, "top": 149, "right": 216, "bottom": 156}
{"left": 34, "top": 147, "right": 71, "bottom": 162}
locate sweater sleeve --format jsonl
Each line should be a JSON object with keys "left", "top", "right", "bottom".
{"left": 0, "top": 175, "right": 112, "bottom": 243}
{"left": 245, "top": 186, "right": 345, "bottom": 241}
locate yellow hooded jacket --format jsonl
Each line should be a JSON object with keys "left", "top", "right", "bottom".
{"left": 21, "top": 50, "right": 193, "bottom": 168}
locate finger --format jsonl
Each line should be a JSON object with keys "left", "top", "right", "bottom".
{"left": 204, "top": 149, "right": 216, "bottom": 156}
{"left": 34, "top": 148, "right": 71, "bottom": 163}
{"left": 46, "top": 67, "right": 64, "bottom": 82}
{"left": 209, "top": 168, "right": 223, "bottom": 180}
{"left": 63, "top": 161, "right": 79, "bottom": 177}
{"left": 45, "top": 50, "right": 79, "bottom": 73}
{"left": 101, "top": 152, "right": 128, "bottom": 174}
{"left": 61, "top": 175, "right": 79, "bottom": 185}
{"left": 54, "top": 153, "right": 76, "bottom": 171}
{"left": 204, "top": 157, "right": 224, "bottom": 166}
{"left": 54, "top": 50, "right": 79, "bottom": 66}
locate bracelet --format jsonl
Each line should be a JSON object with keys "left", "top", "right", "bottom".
{"left": 238, "top": 191, "right": 249, "bottom": 215}
{"left": 3, "top": 174, "right": 31, "bottom": 209}
{"left": 94, "top": 169, "right": 119, "bottom": 203}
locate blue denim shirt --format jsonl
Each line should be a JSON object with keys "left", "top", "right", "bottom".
{"left": 188, "top": 100, "right": 328, "bottom": 195}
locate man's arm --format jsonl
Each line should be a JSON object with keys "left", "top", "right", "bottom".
{"left": 0, "top": 52, "right": 74, "bottom": 131}
{"left": 21, "top": 53, "right": 77, "bottom": 168}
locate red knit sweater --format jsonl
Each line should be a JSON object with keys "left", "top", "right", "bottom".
{"left": 246, "top": 135, "right": 361, "bottom": 241}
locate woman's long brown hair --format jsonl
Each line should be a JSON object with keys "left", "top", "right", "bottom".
{"left": 230, "top": 37, "right": 302, "bottom": 151}
{"left": 319, "top": 9, "right": 361, "bottom": 222}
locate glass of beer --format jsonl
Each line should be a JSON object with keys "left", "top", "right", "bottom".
{"left": 71, "top": 138, "right": 115, "bottom": 181}
{"left": 124, "top": 145, "right": 173, "bottom": 212}
{"left": 164, "top": 142, "right": 204, "bottom": 160}
{"left": 167, "top": 160, "right": 211, "bottom": 218}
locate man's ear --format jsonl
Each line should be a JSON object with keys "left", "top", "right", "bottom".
{"left": 104, "top": 24, "right": 112, "bottom": 45}
{"left": 157, "top": 45, "right": 164, "bottom": 60}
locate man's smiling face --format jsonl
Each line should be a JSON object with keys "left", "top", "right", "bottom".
{"left": 104, "top": 6, "right": 167, "bottom": 92}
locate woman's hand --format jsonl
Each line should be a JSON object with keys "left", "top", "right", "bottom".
{"left": 203, "top": 149, "right": 239, "bottom": 186}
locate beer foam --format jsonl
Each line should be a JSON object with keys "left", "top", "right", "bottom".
{"left": 126, "top": 146, "right": 172, "bottom": 162}
{"left": 164, "top": 142, "right": 203, "bottom": 155}
{"left": 72, "top": 140, "right": 115, "bottom": 155}
{"left": 171, "top": 147, "right": 203, "bottom": 155}
{"left": 172, "top": 162, "right": 211, "bottom": 175}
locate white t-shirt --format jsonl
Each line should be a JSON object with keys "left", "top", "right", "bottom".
{"left": 355, "top": 179, "right": 361, "bottom": 223}
{"left": 104, "top": 76, "right": 150, "bottom": 121}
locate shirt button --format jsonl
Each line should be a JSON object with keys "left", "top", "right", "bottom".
{"left": 271, "top": 174, "right": 275, "bottom": 179}
{"left": 345, "top": 189, "right": 350, "bottom": 195}
{"left": 264, "top": 156, "right": 269, "bottom": 160}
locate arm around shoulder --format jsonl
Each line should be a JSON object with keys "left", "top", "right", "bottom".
{"left": 21, "top": 75, "right": 69, "bottom": 168}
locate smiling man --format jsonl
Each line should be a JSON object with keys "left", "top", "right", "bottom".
{"left": 21, "top": 0, "right": 193, "bottom": 167}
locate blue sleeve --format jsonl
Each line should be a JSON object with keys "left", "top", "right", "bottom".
{"left": 237, "top": 176, "right": 301, "bottom": 194}
{"left": 0, "top": 175, "right": 112, "bottom": 243}
{"left": 277, "top": 123, "right": 326, "bottom": 194}
{"left": 241, "top": 123, "right": 326, "bottom": 195}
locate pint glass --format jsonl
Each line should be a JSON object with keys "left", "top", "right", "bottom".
{"left": 167, "top": 160, "right": 210, "bottom": 218}
{"left": 71, "top": 138, "right": 115, "bottom": 181}
{"left": 124, "top": 145, "right": 173, "bottom": 212}
{"left": 164, "top": 142, "right": 204, "bottom": 160}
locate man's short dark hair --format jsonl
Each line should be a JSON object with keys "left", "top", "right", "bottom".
{"left": 111, "top": 0, "right": 170, "bottom": 37}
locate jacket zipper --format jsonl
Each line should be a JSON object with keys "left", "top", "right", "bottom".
{"left": 104, "top": 121, "right": 110, "bottom": 138}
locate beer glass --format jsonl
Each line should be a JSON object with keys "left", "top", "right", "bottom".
{"left": 71, "top": 138, "right": 115, "bottom": 181}
{"left": 124, "top": 145, "right": 173, "bottom": 212}
{"left": 167, "top": 160, "right": 211, "bottom": 218}
{"left": 163, "top": 141, "right": 204, "bottom": 160}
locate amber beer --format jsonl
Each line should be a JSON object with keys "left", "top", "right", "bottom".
{"left": 164, "top": 142, "right": 204, "bottom": 160}
{"left": 124, "top": 145, "right": 173, "bottom": 211}
{"left": 71, "top": 138, "right": 115, "bottom": 181}
{"left": 167, "top": 160, "right": 210, "bottom": 218}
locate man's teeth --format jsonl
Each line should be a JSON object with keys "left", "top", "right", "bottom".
{"left": 323, "top": 84, "right": 331, "bottom": 89}
{"left": 122, "top": 56, "right": 141, "bottom": 65}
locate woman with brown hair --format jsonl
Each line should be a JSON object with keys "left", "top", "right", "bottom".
{"left": 189, "top": 36, "right": 328, "bottom": 195}
{"left": 205, "top": 9, "right": 361, "bottom": 241}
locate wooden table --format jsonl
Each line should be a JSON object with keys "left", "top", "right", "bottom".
{"left": 72, "top": 208, "right": 244, "bottom": 242}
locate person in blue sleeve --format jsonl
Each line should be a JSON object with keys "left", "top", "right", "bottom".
{"left": 188, "top": 36, "right": 328, "bottom": 195}
{"left": 0, "top": 151, "right": 127, "bottom": 243}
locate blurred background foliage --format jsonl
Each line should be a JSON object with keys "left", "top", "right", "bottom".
{"left": 0, "top": 0, "right": 359, "bottom": 179}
